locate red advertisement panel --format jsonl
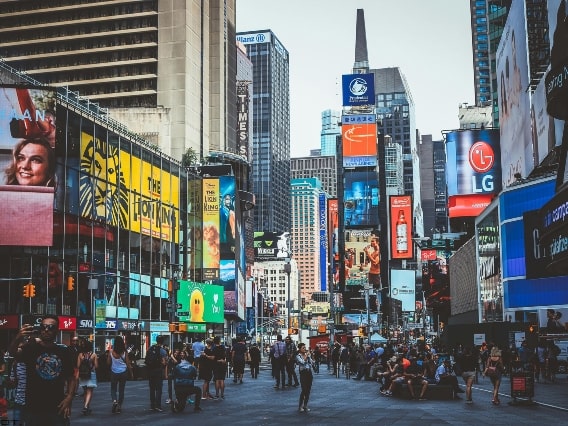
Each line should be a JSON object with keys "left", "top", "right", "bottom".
{"left": 342, "top": 122, "right": 377, "bottom": 157}
{"left": 390, "top": 195, "right": 413, "bottom": 259}
{"left": 0, "top": 314, "right": 19, "bottom": 329}
{"left": 421, "top": 249, "right": 437, "bottom": 262}
{"left": 448, "top": 194, "right": 494, "bottom": 218}
{"left": 58, "top": 316, "right": 77, "bottom": 330}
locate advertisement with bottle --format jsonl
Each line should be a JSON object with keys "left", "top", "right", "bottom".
{"left": 389, "top": 195, "right": 413, "bottom": 259}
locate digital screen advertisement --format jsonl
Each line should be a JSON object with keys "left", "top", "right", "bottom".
{"left": 389, "top": 195, "right": 413, "bottom": 259}
{"left": 177, "top": 280, "right": 224, "bottom": 323}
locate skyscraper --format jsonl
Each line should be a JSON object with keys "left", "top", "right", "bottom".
{"left": 236, "top": 30, "right": 291, "bottom": 233}
{"left": 320, "top": 109, "right": 341, "bottom": 156}
{"left": 290, "top": 155, "right": 337, "bottom": 198}
{"left": 0, "top": 0, "right": 237, "bottom": 160}
{"left": 469, "top": 0, "right": 511, "bottom": 127}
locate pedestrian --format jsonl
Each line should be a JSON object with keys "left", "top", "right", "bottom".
{"left": 17, "top": 315, "right": 77, "bottom": 426}
{"left": 212, "top": 336, "right": 228, "bottom": 399}
{"left": 248, "top": 343, "right": 261, "bottom": 379}
{"left": 312, "top": 347, "right": 321, "bottom": 374}
{"left": 483, "top": 346, "right": 504, "bottom": 405}
{"left": 165, "top": 348, "right": 181, "bottom": 404}
{"left": 456, "top": 346, "right": 477, "bottom": 404}
{"left": 272, "top": 335, "right": 287, "bottom": 389}
{"left": 295, "top": 343, "right": 314, "bottom": 412}
{"left": 171, "top": 351, "right": 203, "bottom": 413}
{"left": 145, "top": 335, "right": 168, "bottom": 412}
{"left": 285, "top": 336, "right": 299, "bottom": 387}
{"left": 231, "top": 336, "right": 247, "bottom": 384}
{"left": 77, "top": 336, "right": 98, "bottom": 415}
{"left": 435, "top": 359, "right": 464, "bottom": 399}
{"left": 192, "top": 336, "right": 205, "bottom": 378}
{"left": 201, "top": 339, "right": 215, "bottom": 399}
{"left": 108, "top": 335, "right": 133, "bottom": 414}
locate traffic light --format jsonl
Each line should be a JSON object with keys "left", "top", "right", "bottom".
{"left": 23, "top": 284, "right": 30, "bottom": 298}
{"left": 178, "top": 323, "right": 187, "bottom": 332}
{"left": 168, "top": 279, "right": 173, "bottom": 292}
{"left": 67, "top": 275, "right": 75, "bottom": 291}
{"left": 29, "top": 283, "right": 36, "bottom": 297}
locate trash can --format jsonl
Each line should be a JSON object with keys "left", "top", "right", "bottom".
{"left": 510, "top": 361, "right": 535, "bottom": 405}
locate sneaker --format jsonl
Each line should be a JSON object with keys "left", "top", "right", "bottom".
{"left": 303, "top": 406, "right": 310, "bottom": 412}
{"left": 82, "top": 407, "right": 88, "bottom": 415}
{"left": 292, "top": 383, "right": 299, "bottom": 387}
{"left": 466, "top": 399, "right": 473, "bottom": 404}
{"left": 112, "top": 401, "right": 118, "bottom": 413}
{"left": 154, "top": 407, "right": 164, "bottom": 412}
{"left": 187, "top": 398, "right": 194, "bottom": 404}
{"left": 298, "top": 407, "right": 304, "bottom": 412}
{"left": 274, "top": 385, "right": 280, "bottom": 389}
{"left": 418, "top": 397, "right": 428, "bottom": 401}
{"left": 165, "top": 399, "right": 172, "bottom": 404}
{"left": 116, "top": 405, "right": 121, "bottom": 414}
{"left": 220, "top": 395, "right": 225, "bottom": 400}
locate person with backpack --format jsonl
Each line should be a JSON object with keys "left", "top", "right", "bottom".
{"left": 145, "top": 335, "right": 168, "bottom": 411}
{"left": 108, "top": 336, "right": 133, "bottom": 414}
{"left": 272, "top": 335, "right": 287, "bottom": 389}
{"left": 76, "top": 337, "right": 98, "bottom": 415}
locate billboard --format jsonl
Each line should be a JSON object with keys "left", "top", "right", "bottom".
{"left": 253, "top": 231, "right": 291, "bottom": 261}
{"left": 390, "top": 269, "right": 416, "bottom": 312}
{"left": 341, "top": 114, "right": 377, "bottom": 167}
{"left": 344, "top": 170, "right": 379, "bottom": 227}
{"left": 202, "top": 178, "right": 220, "bottom": 280}
{"left": 342, "top": 73, "right": 375, "bottom": 106}
{"left": 319, "top": 193, "right": 328, "bottom": 292}
{"left": 390, "top": 195, "right": 413, "bottom": 260}
{"left": 79, "top": 132, "right": 180, "bottom": 242}
{"left": 177, "top": 281, "right": 224, "bottom": 323}
{"left": 446, "top": 129, "right": 502, "bottom": 197}
{"left": 343, "top": 229, "right": 376, "bottom": 287}
{"left": 236, "top": 83, "right": 250, "bottom": 160}
{"left": 496, "top": 0, "right": 532, "bottom": 186}
{"left": 0, "top": 86, "right": 57, "bottom": 246}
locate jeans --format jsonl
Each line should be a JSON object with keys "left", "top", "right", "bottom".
{"left": 174, "top": 384, "right": 202, "bottom": 411}
{"left": 274, "top": 357, "right": 286, "bottom": 387}
{"left": 110, "top": 371, "right": 128, "bottom": 404}
{"left": 286, "top": 359, "right": 299, "bottom": 385}
{"left": 148, "top": 369, "right": 164, "bottom": 409}
{"left": 298, "top": 369, "right": 313, "bottom": 408}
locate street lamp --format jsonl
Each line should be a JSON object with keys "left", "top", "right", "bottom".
{"left": 284, "top": 261, "right": 292, "bottom": 332}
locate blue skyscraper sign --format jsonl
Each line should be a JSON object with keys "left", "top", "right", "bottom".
{"left": 342, "top": 74, "right": 375, "bottom": 106}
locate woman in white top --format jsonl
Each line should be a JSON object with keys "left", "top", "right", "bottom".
{"left": 295, "top": 343, "right": 314, "bottom": 412}
{"left": 107, "top": 337, "right": 133, "bottom": 414}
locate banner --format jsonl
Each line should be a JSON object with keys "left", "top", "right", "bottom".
{"left": 342, "top": 74, "right": 375, "bottom": 106}
{"left": 390, "top": 195, "right": 413, "bottom": 259}
{"left": 177, "top": 281, "right": 224, "bottom": 323}
{"left": 202, "top": 178, "right": 220, "bottom": 280}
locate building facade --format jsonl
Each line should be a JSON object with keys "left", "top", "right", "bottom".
{"left": 320, "top": 109, "right": 341, "bottom": 156}
{"left": 0, "top": 0, "right": 237, "bottom": 161}
{"left": 290, "top": 155, "right": 337, "bottom": 198}
{"left": 236, "top": 30, "right": 291, "bottom": 233}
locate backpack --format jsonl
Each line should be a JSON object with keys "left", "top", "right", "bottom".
{"left": 145, "top": 345, "right": 162, "bottom": 369}
{"left": 79, "top": 353, "right": 92, "bottom": 379}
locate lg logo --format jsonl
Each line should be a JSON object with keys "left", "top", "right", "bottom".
{"left": 469, "top": 141, "right": 494, "bottom": 173}
{"left": 469, "top": 141, "right": 495, "bottom": 193}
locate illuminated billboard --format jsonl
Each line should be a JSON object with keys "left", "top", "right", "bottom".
{"left": 177, "top": 280, "right": 224, "bottom": 323}
{"left": 202, "top": 178, "right": 220, "bottom": 280}
{"left": 237, "top": 83, "right": 250, "bottom": 160}
{"left": 446, "top": 129, "right": 502, "bottom": 197}
{"left": 79, "top": 132, "right": 180, "bottom": 242}
{"left": 0, "top": 86, "right": 57, "bottom": 246}
{"left": 319, "top": 193, "right": 328, "bottom": 292}
{"left": 253, "top": 231, "right": 291, "bottom": 261}
{"left": 496, "top": 0, "right": 532, "bottom": 186}
{"left": 342, "top": 73, "right": 375, "bottom": 106}
{"left": 389, "top": 195, "right": 413, "bottom": 260}
{"left": 343, "top": 228, "right": 375, "bottom": 287}
{"left": 390, "top": 269, "right": 416, "bottom": 312}
{"left": 341, "top": 114, "right": 377, "bottom": 167}
{"left": 344, "top": 170, "right": 379, "bottom": 227}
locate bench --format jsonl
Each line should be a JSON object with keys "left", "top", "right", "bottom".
{"left": 391, "top": 381, "right": 455, "bottom": 400}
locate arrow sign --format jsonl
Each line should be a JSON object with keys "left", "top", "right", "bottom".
{"left": 176, "top": 303, "right": 182, "bottom": 309}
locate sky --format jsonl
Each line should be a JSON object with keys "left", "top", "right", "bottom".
{"left": 236, "top": 0, "right": 475, "bottom": 157}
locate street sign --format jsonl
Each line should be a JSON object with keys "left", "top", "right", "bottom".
{"left": 176, "top": 311, "right": 189, "bottom": 317}
{"left": 326, "top": 319, "right": 335, "bottom": 324}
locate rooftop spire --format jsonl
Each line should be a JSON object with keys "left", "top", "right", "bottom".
{"left": 354, "top": 8, "right": 369, "bottom": 73}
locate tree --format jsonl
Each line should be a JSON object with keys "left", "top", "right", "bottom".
{"left": 181, "top": 147, "right": 199, "bottom": 168}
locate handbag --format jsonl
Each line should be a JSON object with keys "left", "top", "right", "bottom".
{"left": 485, "top": 363, "right": 498, "bottom": 377}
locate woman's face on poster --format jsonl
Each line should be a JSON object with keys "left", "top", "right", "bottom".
{"left": 15, "top": 141, "right": 51, "bottom": 186}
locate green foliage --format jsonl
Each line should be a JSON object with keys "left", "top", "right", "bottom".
{"left": 181, "top": 147, "right": 199, "bottom": 168}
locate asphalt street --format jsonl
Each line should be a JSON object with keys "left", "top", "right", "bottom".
{"left": 31, "top": 360, "right": 561, "bottom": 426}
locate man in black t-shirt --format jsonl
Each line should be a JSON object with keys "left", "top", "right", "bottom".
{"left": 18, "top": 314, "right": 77, "bottom": 426}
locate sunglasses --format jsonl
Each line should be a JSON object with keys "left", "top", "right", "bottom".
{"left": 40, "top": 323, "right": 57, "bottom": 331}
